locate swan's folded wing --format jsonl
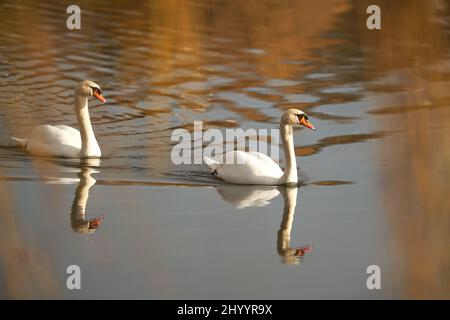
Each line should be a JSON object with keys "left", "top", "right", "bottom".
{"left": 215, "top": 151, "right": 284, "bottom": 185}
{"left": 248, "top": 151, "right": 280, "bottom": 167}
{"left": 53, "top": 125, "right": 81, "bottom": 135}
{"left": 25, "top": 125, "right": 82, "bottom": 157}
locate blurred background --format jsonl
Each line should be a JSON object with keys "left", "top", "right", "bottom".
{"left": 0, "top": 0, "right": 448, "bottom": 299}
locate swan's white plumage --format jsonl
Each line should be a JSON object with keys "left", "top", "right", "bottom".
{"left": 11, "top": 80, "right": 104, "bottom": 158}
{"left": 205, "top": 150, "right": 284, "bottom": 185}
{"left": 22, "top": 125, "right": 83, "bottom": 158}
{"left": 204, "top": 109, "right": 315, "bottom": 185}
{"left": 247, "top": 151, "right": 280, "bottom": 168}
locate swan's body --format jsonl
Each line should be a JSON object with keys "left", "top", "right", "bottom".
{"left": 204, "top": 109, "right": 315, "bottom": 185}
{"left": 205, "top": 151, "right": 284, "bottom": 185}
{"left": 19, "top": 125, "right": 84, "bottom": 158}
{"left": 12, "top": 80, "right": 106, "bottom": 158}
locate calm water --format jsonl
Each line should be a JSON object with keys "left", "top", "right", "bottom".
{"left": 0, "top": 0, "right": 449, "bottom": 299}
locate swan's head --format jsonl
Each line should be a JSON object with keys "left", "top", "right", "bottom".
{"left": 76, "top": 80, "right": 106, "bottom": 103}
{"left": 282, "top": 109, "right": 315, "bottom": 130}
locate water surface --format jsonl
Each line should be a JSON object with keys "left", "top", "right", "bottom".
{"left": 0, "top": 0, "right": 449, "bottom": 299}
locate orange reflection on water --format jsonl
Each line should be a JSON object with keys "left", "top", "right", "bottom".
{"left": 357, "top": 0, "right": 450, "bottom": 299}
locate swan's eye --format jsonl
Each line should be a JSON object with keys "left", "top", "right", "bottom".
{"left": 90, "top": 87, "right": 102, "bottom": 95}
{"left": 296, "top": 114, "right": 305, "bottom": 120}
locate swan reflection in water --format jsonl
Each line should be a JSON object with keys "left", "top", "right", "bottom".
{"left": 216, "top": 185, "right": 280, "bottom": 209}
{"left": 70, "top": 158, "right": 103, "bottom": 234}
{"left": 277, "top": 186, "right": 312, "bottom": 264}
{"left": 216, "top": 184, "right": 312, "bottom": 265}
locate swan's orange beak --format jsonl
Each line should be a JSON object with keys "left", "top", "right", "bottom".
{"left": 93, "top": 90, "right": 106, "bottom": 103}
{"left": 300, "top": 117, "right": 315, "bottom": 130}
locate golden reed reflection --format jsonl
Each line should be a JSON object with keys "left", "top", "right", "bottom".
{"left": 355, "top": 0, "right": 450, "bottom": 299}
{"left": 0, "top": 170, "right": 60, "bottom": 298}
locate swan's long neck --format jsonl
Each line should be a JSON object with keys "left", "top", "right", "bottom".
{"left": 75, "top": 95, "right": 100, "bottom": 158}
{"left": 280, "top": 123, "right": 298, "bottom": 184}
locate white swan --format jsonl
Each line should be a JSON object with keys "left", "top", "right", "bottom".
{"left": 204, "top": 109, "right": 315, "bottom": 185}
{"left": 11, "top": 80, "right": 106, "bottom": 158}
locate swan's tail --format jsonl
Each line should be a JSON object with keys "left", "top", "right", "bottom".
{"left": 204, "top": 156, "right": 220, "bottom": 173}
{"left": 0, "top": 135, "right": 27, "bottom": 148}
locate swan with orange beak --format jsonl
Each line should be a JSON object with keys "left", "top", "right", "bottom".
{"left": 204, "top": 109, "right": 316, "bottom": 185}
{"left": 11, "top": 80, "right": 107, "bottom": 158}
